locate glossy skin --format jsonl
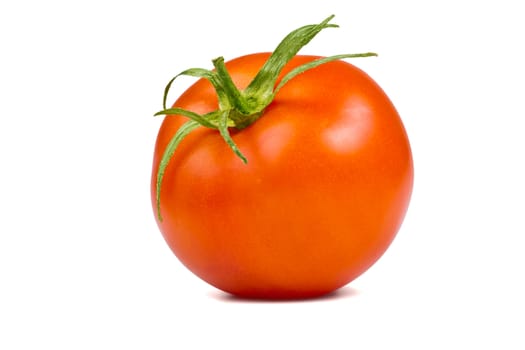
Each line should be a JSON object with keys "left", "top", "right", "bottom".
{"left": 152, "top": 53, "right": 413, "bottom": 299}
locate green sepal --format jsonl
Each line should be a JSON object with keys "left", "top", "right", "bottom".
{"left": 162, "top": 68, "right": 229, "bottom": 110}
{"left": 273, "top": 52, "right": 378, "bottom": 95}
{"left": 217, "top": 110, "right": 248, "bottom": 164}
{"left": 243, "top": 15, "right": 338, "bottom": 105}
{"left": 154, "top": 107, "right": 217, "bottom": 129}
{"left": 155, "top": 120, "right": 201, "bottom": 221}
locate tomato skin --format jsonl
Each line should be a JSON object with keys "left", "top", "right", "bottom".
{"left": 151, "top": 53, "right": 413, "bottom": 299}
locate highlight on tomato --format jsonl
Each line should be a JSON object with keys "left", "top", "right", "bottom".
{"left": 151, "top": 15, "right": 413, "bottom": 299}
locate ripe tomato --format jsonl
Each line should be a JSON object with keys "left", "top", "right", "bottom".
{"left": 151, "top": 52, "right": 413, "bottom": 299}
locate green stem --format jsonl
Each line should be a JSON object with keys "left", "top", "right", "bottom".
{"left": 153, "top": 15, "right": 378, "bottom": 221}
{"left": 212, "top": 57, "right": 250, "bottom": 114}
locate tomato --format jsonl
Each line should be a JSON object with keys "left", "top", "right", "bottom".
{"left": 151, "top": 17, "right": 413, "bottom": 299}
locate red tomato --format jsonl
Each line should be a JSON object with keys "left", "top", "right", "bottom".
{"left": 151, "top": 53, "right": 413, "bottom": 299}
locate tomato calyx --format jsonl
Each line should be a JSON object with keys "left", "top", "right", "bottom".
{"left": 153, "top": 15, "right": 377, "bottom": 221}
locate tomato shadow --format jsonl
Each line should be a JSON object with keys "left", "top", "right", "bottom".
{"left": 208, "top": 285, "right": 360, "bottom": 303}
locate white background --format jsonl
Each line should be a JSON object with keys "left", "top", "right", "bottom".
{"left": 1, "top": 0, "right": 524, "bottom": 348}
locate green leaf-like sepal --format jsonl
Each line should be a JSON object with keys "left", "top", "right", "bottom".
{"left": 217, "top": 110, "right": 248, "bottom": 164}
{"left": 155, "top": 120, "right": 201, "bottom": 221}
{"left": 273, "top": 52, "right": 378, "bottom": 95}
{"left": 154, "top": 107, "right": 217, "bottom": 129}
{"left": 244, "top": 15, "right": 338, "bottom": 104}
{"left": 162, "top": 68, "right": 228, "bottom": 110}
